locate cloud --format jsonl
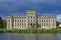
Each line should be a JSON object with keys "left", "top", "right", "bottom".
{"left": 57, "top": 14, "right": 61, "bottom": 22}
{"left": 0, "top": 0, "right": 61, "bottom": 20}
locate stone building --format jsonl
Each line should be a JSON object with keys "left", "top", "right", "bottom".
{"left": 7, "top": 10, "right": 56, "bottom": 29}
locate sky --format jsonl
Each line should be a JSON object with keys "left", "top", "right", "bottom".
{"left": 0, "top": 0, "right": 61, "bottom": 22}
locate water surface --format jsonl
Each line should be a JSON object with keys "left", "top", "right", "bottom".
{"left": 0, "top": 33, "right": 61, "bottom": 40}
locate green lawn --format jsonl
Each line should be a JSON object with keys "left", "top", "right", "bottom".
{"left": 0, "top": 28, "right": 61, "bottom": 33}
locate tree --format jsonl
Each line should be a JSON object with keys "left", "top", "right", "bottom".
{"left": 56, "top": 21, "right": 59, "bottom": 28}
{"left": 0, "top": 17, "right": 3, "bottom": 29}
{"left": 3, "top": 20, "right": 6, "bottom": 29}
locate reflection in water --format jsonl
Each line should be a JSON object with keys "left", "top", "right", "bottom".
{"left": 25, "top": 34, "right": 56, "bottom": 40}
{"left": 0, "top": 34, "right": 61, "bottom": 40}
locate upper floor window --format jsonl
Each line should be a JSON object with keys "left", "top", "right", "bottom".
{"left": 9, "top": 20, "right": 10, "bottom": 22}
{"left": 33, "top": 20, "right": 35, "bottom": 22}
{"left": 31, "top": 20, "right": 32, "bottom": 22}
{"left": 20, "top": 23, "right": 21, "bottom": 25}
{"left": 12, "top": 20, "right": 14, "bottom": 22}
{"left": 28, "top": 16, "right": 32, "bottom": 19}
{"left": 53, "top": 20, "right": 55, "bottom": 22}
{"left": 42, "top": 20, "right": 43, "bottom": 22}
{"left": 20, "top": 20, "right": 21, "bottom": 22}
{"left": 28, "top": 16, "right": 30, "bottom": 18}
{"left": 49, "top": 20, "right": 50, "bottom": 22}
{"left": 33, "top": 16, "right": 35, "bottom": 18}
{"left": 22, "top": 20, "right": 23, "bottom": 22}
{"left": 31, "top": 16, "right": 32, "bottom": 19}
{"left": 28, "top": 20, "right": 30, "bottom": 22}
{"left": 15, "top": 20, "right": 16, "bottom": 22}
{"left": 17, "top": 20, "right": 19, "bottom": 22}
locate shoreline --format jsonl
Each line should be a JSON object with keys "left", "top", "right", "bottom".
{"left": 0, "top": 29, "right": 61, "bottom": 33}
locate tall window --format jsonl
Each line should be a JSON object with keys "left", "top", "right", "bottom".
{"left": 17, "top": 20, "right": 19, "bottom": 22}
{"left": 33, "top": 20, "right": 35, "bottom": 22}
{"left": 49, "top": 19, "right": 50, "bottom": 22}
{"left": 22, "top": 20, "right": 23, "bottom": 22}
{"left": 42, "top": 20, "right": 43, "bottom": 22}
{"left": 28, "top": 16, "right": 30, "bottom": 18}
{"left": 15, "top": 20, "right": 16, "bottom": 22}
{"left": 49, "top": 23, "right": 50, "bottom": 27}
{"left": 28, "top": 20, "right": 30, "bottom": 22}
{"left": 53, "top": 20, "right": 54, "bottom": 22}
{"left": 9, "top": 20, "right": 10, "bottom": 22}
{"left": 33, "top": 16, "right": 35, "bottom": 19}
{"left": 28, "top": 16, "right": 32, "bottom": 19}
{"left": 31, "top": 20, "right": 32, "bottom": 22}
{"left": 20, "top": 20, "right": 21, "bottom": 22}
{"left": 31, "top": 16, "right": 32, "bottom": 19}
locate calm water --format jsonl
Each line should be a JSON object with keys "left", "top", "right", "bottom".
{"left": 0, "top": 33, "right": 61, "bottom": 40}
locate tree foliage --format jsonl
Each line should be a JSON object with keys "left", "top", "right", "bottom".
{"left": 3, "top": 20, "right": 6, "bottom": 28}
{"left": 0, "top": 17, "right": 3, "bottom": 29}
{"left": 56, "top": 21, "right": 59, "bottom": 28}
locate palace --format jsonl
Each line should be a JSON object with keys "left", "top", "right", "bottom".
{"left": 7, "top": 10, "right": 56, "bottom": 29}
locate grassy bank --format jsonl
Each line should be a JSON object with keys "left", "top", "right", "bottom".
{"left": 0, "top": 29, "right": 61, "bottom": 33}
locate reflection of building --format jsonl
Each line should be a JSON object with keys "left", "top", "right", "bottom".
{"left": 7, "top": 10, "right": 56, "bottom": 29}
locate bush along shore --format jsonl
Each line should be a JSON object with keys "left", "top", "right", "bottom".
{"left": 0, "top": 29, "right": 61, "bottom": 33}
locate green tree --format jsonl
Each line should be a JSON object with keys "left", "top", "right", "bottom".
{"left": 56, "top": 21, "right": 59, "bottom": 28}
{"left": 3, "top": 20, "right": 6, "bottom": 29}
{"left": 0, "top": 17, "right": 3, "bottom": 29}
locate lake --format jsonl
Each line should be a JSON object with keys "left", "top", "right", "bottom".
{"left": 0, "top": 33, "right": 61, "bottom": 40}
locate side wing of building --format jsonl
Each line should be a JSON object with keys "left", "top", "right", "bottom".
{"left": 37, "top": 15, "right": 56, "bottom": 29}
{"left": 7, "top": 15, "right": 27, "bottom": 29}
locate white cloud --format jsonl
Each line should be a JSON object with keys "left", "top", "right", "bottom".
{"left": 57, "top": 14, "right": 61, "bottom": 22}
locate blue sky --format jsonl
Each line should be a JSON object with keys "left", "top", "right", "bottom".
{"left": 0, "top": 0, "right": 61, "bottom": 22}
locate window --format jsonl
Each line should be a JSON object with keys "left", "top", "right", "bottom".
{"left": 49, "top": 23, "right": 50, "bottom": 27}
{"left": 33, "top": 16, "right": 35, "bottom": 18}
{"left": 40, "top": 20, "right": 41, "bottom": 22}
{"left": 28, "top": 16, "right": 30, "bottom": 18}
{"left": 9, "top": 20, "right": 10, "bottom": 22}
{"left": 31, "top": 16, "right": 32, "bottom": 19}
{"left": 31, "top": 20, "right": 32, "bottom": 22}
{"left": 20, "top": 23, "right": 21, "bottom": 25}
{"left": 28, "top": 16, "right": 32, "bottom": 19}
{"left": 28, "top": 20, "right": 30, "bottom": 22}
{"left": 46, "top": 19, "right": 48, "bottom": 22}
{"left": 12, "top": 20, "right": 14, "bottom": 22}
{"left": 22, "top": 23, "right": 23, "bottom": 25}
{"left": 53, "top": 23, "right": 54, "bottom": 26}
{"left": 49, "top": 20, "right": 50, "bottom": 22}
{"left": 17, "top": 20, "right": 19, "bottom": 22}
{"left": 24, "top": 23, "right": 26, "bottom": 25}
{"left": 28, "top": 23, "right": 30, "bottom": 25}
{"left": 44, "top": 20, "right": 45, "bottom": 22}
{"left": 42, "top": 20, "right": 43, "bottom": 22}
{"left": 42, "top": 23, "right": 43, "bottom": 26}
{"left": 53, "top": 20, "right": 54, "bottom": 22}
{"left": 33, "top": 20, "right": 35, "bottom": 22}
{"left": 22, "top": 20, "right": 23, "bottom": 22}
{"left": 15, "top": 20, "right": 16, "bottom": 22}
{"left": 20, "top": 20, "right": 21, "bottom": 22}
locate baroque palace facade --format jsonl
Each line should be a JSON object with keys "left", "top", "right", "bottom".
{"left": 7, "top": 10, "right": 56, "bottom": 29}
